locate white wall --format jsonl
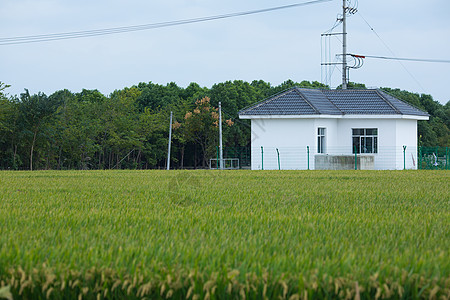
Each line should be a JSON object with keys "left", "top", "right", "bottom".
{"left": 336, "top": 119, "right": 397, "bottom": 170}
{"left": 336, "top": 119, "right": 418, "bottom": 170}
{"left": 396, "top": 119, "right": 418, "bottom": 169}
{"left": 313, "top": 119, "right": 339, "bottom": 153}
{"left": 250, "top": 117, "right": 419, "bottom": 170}
{"left": 251, "top": 118, "right": 315, "bottom": 170}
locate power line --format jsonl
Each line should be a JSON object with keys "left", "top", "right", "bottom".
{"left": 0, "top": 0, "right": 331, "bottom": 46}
{"left": 356, "top": 12, "right": 426, "bottom": 92}
{"left": 350, "top": 54, "right": 450, "bottom": 64}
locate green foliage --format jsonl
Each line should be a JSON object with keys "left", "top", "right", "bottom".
{"left": 176, "top": 97, "right": 234, "bottom": 167}
{"left": 138, "top": 108, "right": 169, "bottom": 168}
{"left": 136, "top": 82, "right": 182, "bottom": 111}
{"left": 0, "top": 80, "right": 447, "bottom": 169}
{"left": 0, "top": 96, "right": 19, "bottom": 169}
{"left": 337, "top": 81, "right": 367, "bottom": 89}
{"left": 0, "top": 82, "right": 11, "bottom": 100}
{"left": 17, "top": 90, "right": 60, "bottom": 170}
{"left": 382, "top": 87, "right": 450, "bottom": 146}
{"left": 0, "top": 170, "right": 448, "bottom": 299}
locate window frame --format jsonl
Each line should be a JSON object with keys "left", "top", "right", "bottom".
{"left": 352, "top": 128, "right": 378, "bottom": 154}
{"left": 317, "top": 127, "right": 326, "bottom": 154}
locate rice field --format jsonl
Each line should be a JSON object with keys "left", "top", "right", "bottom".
{"left": 0, "top": 170, "right": 449, "bottom": 299}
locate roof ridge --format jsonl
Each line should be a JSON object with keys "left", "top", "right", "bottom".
{"left": 238, "top": 87, "right": 429, "bottom": 118}
{"left": 375, "top": 89, "right": 402, "bottom": 114}
{"left": 238, "top": 88, "right": 290, "bottom": 114}
{"left": 377, "top": 89, "right": 429, "bottom": 116}
{"left": 320, "top": 89, "right": 344, "bottom": 114}
{"left": 294, "top": 88, "right": 320, "bottom": 114}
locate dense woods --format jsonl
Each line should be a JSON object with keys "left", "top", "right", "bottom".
{"left": 0, "top": 80, "right": 448, "bottom": 170}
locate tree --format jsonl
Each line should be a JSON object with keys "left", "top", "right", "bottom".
{"left": 176, "top": 97, "right": 233, "bottom": 168}
{"left": 383, "top": 88, "right": 449, "bottom": 146}
{"left": 138, "top": 108, "right": 168, "bottom": 168}
{"left": 0, "top": 80, "right": 446, "bottom": 170}
{"left": 136, "top": 82, "right": 182, "bottom": 111}
{"left": 0, "top": 82, "right": 10, "bottom": 99}
{"left": 18, "top": 90, "right": 59, "bottom": 170}
{"left": 0, "top": 83, "right": 20, "bottom": 169}
{"left": 337, "top": 81, "right": 366, "bottom": 89}
{"left": 52, "top": 90, "right": 102, "bottom": 169}
{"left": 105, "top": 87, "right": 143, "bottom": 169}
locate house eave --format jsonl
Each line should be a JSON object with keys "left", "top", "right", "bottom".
{"left": 238, "top": 114, "right": 429, "bottom": 120}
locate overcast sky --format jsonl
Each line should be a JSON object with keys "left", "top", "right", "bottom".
{"left": 1, "top": 0, "right": 449, "bottom": 104}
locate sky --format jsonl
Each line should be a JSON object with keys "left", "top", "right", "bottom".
{"left": 1, "top": 0, "right": 449, "bottom": 104}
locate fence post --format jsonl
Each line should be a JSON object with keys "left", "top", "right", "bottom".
{"left": 276, "top": 148, "right": 280, "bottom": 170}
{"left": 435, "top": 146, "right": 439, "bottom": 169}
{"left": 261, "top": 146, "right": 264, "bottom": 170}
{"left": 354, "top": 145, "right": 357, "bottom": 170}
{"left": 307, "top": 146, "right": 310, "bottom": 170}
{"left": 403, "top": 145, "right": 407, "bottom": 170}
{"left": 216, "top": 146, "right": 219, "bottom": 169}
{"left": 418, "top": 146, "right": 422, "bottom": 170}
{"left": 445, "top": 147, "right": 450, "bottom": 170}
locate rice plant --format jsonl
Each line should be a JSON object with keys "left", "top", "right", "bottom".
{"left": 0, "top": 170, "right": 448, "bottom": 299}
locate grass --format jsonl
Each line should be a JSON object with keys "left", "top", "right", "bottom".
{"left": 0, "top": 170, "right": 449, "bottom": 299}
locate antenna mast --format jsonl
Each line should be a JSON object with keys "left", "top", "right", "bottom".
{"left": 342, "top": 0, "right": 347, "bottom": 89}
{"left": 321, "top": 0, "right": 359, "bottom": 88}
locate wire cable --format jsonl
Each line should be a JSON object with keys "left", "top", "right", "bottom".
{"left": 357, "top": 12, "right": 427, "bottom": 92}
{"left": 350, "top": 54, "right": 450, "bottom": 64}
{"left": 0, "top": 0, "right": 331, "bottom": 46}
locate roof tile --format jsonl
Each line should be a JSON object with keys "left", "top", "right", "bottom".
{"left": 239, "top": 87, "right": 429, "bottom": 117}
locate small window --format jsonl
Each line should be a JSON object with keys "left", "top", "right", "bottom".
{"left": 317, "top": 128, "right": 326, "bottom": 154}
{"left": 352, "top": 128, "right": 378, "bottom": 154}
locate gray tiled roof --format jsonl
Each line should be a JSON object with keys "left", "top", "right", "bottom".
{"left": 239, "top": 88, "right": 429, "bottom": 117}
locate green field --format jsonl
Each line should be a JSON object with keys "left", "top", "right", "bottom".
{"left": 0, "top": 170, "right": 449, "bottom": 299}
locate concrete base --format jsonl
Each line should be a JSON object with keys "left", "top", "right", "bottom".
{"left": 315, "top": 155, "right": 375, "bottom": 170}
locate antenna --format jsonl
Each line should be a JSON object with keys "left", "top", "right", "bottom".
{"left": 342, "top": 0, "right": 347, "bottom": 89}
{"left": 321, "top": 0, "right": 359, "bottom": 88}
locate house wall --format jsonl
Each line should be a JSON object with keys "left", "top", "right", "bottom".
{"left": 249, "top": 117, "right": 419, "bottom": 170}
{"left": 336, "top": 119, "right": 418, "bottom": 170}
{"left": 313, "top": 119, "right": 339, "bottom": 152}
{"left": 395, "top": 119, "right": 418, "bottom": 169}
{"left": 336, "top": 119, "right": 397, "bottom": 170}
{"left": 250, "top": 118, "right": 315, "bottom": 170}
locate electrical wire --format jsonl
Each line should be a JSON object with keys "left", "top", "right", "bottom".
{"left": 0, "top": 0, "right": 331, "bottom": 46}
{"left": 350, "top": 54, "right": 450, "bottom": 64}
{"left": 321, "top": 0, "right": 358, "bottom": 86}
{"left": 357, "top": 12, "right": 426, "bottom": 92}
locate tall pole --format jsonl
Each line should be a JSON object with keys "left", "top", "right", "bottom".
{"left": 219, "top": 102, "right": 224, "bottom": 170}
{"left": 167, "top": 111, "right": 173, "bottom": 170}
{"left": 342, "top": 0, "right": 347, "bottom": 89}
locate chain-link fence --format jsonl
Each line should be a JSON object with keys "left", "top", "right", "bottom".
{"left": 220, "top": 146, "right": 449, "bottom": 170}
{"left": 214, "top": 147, "right": 251, "bottom": 169}
{"left": 419, "top": 147, "right": 449, "bottom": 170}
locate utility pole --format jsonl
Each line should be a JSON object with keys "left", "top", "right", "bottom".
{"left": 342, "top": 0, "right": 347, "bottom": 89}
{"left": 219, "top": 102, "right": 224, "bottom": 170}
{"left": 321, "top": 0, "right": 358, "bottom": 88}
{"left": 167, "top": 111, "right": 173, "bottom": 170}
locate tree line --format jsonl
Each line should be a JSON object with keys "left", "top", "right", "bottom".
{"left": 0, "top": 80, "right": 448, "bottom": 170}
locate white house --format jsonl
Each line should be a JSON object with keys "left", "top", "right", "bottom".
{"left": 238, "top": 88, "right": 429, "bottom": 170}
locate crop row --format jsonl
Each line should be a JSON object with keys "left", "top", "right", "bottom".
{"left": 0, "top": 170, "right": 448, "bottom": 299}
{"left": 1, "top": 266, "right": 449, "bottom": 299}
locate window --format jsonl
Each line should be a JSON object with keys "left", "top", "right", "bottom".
{"left": 352, "top": 128, "right": 378, "bottom": 154}
{"left": 317, "top": 128, "right": 326, "bottom": 153}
